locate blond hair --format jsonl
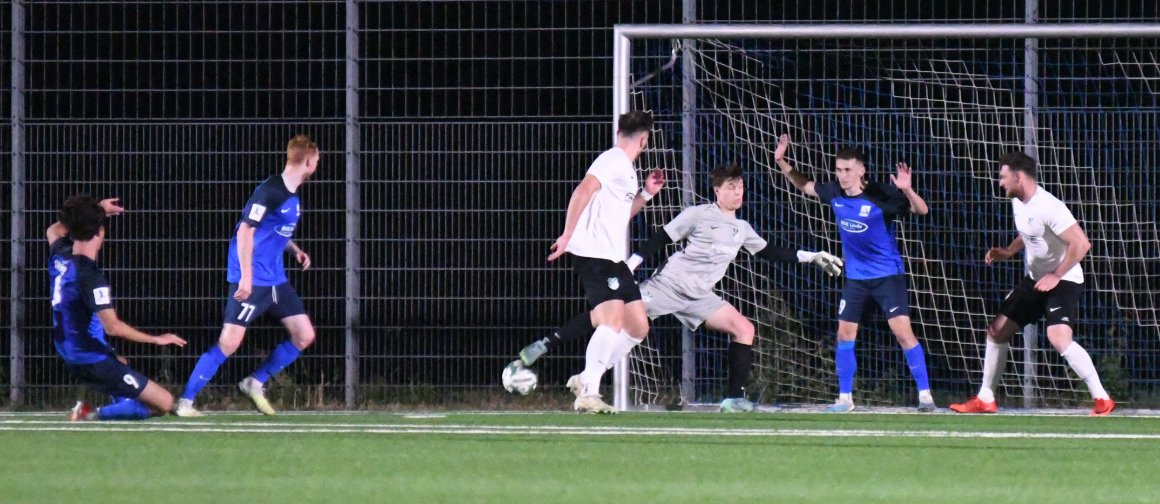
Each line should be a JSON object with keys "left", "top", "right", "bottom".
{"left": 287, "top": 134, "right": 319, "bottom": 165}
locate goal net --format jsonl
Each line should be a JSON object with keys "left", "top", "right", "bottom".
{"left": 619, "top": 25, "right": 1160, "bottom": 409}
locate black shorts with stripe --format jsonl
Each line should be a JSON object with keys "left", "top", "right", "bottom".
{"left": 573, "top": 256, "right": 641, "bottom": 307}
{"left": 999, "top": 276, "right": 1081, "bottom": 328}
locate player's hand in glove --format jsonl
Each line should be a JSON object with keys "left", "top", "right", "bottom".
{"left": 625, "top": 253, "right": 643, "bottom": 272}
{"left": 799, "top": 251, "right": 843, "bottom": 277}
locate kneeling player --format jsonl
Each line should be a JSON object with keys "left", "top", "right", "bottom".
{"left": 49, "top": 194, "right": 187, "bottom": 421}
{"left": 515, "top": 163, "right": 843, "bottom": 412}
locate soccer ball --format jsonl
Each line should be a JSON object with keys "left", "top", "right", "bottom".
{"left": 502, "top": 361, "right": 538, "bottom": 396}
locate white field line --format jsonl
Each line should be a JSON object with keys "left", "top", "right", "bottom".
{"left": 0, "top": 420, "right": 1158, "bottom": 440}
{"left": 7, "top": 408, "right": 1160, "bottom": 418}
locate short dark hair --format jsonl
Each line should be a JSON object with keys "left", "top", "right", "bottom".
{"left": 617, "top": 111, "right": 653, "bottom": 137}
{"left": 59, "top": 194, "right": 105, "bottom": 241}
{"left": 998, "top": 151, "right": 1037, "bottom": 179}
{"left": 834, "top": 147, "right": 867, "bottom": 166}
{"left": 709, "top": 162, "right": 744, "bottom": 188}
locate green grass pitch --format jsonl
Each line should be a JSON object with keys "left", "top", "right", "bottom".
{"left": 2, "top": 410, "right": 1158, "bottom": 503}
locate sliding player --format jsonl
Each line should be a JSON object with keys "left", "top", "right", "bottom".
{"left": 50, "top": 194, "right": 187, "bottom": 421}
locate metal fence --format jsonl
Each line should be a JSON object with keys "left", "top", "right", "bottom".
{"left": 5, "top": 1, "right": 1160, "bottom": 409}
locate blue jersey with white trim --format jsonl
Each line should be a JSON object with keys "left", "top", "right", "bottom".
{"left": 816, "top": 181, "right": 910, "bottom": 280}
{"left": 49, "top": 237, "right": 116, "bottom": 365}
{"left": 227, "top": 175, "right": 301, "bottom": 286}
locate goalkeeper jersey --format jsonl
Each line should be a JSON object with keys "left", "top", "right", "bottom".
{"left": 649, "top": 204, "right": 768, "bottom": 299}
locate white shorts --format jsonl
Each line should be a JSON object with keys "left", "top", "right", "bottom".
{"left": 640, "top": 278, "right": 728, "bottom": 331}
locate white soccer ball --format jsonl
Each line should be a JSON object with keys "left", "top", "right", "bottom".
{"left": 502, "top": 361, "right": 538, "bottom": 396}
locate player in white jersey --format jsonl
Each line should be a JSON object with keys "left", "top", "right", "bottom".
{"left": 512, "top": 163, "right": 843, "bottom": 413}
{"left": 951, "top": 151, "right": 1115, "bottom": 416}
{"left": 545, "top": 111, "right": 665, "bottom": 413}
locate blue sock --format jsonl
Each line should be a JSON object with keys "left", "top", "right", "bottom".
{"left": 251, "top": 340, "right": 301, "bottom": 384}
{"left": 836, "top": 340, "right": 857, "bottom": 395}
{"left": 182, "top": 346, "right": 228, "bottom": 401}
{"left": 97, "top": 399, "right": 153, "bottom": 421}
{"left": 904, "top": 343, "right": 931, "bottom": 392}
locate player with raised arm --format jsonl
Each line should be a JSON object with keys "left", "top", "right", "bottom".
{"left": 775, "top": 135, "right": 936, "bottom": 412}
{"left": 514, "top": 163, "right": 844, "bottom": 412}
{"left": 175, "top": 135, "right": 320, "bottom": 417}
{"left": 950, "top": 152, "right": 1114, "bottom": 416}
{"left": 49, "top": 194, "right": 188, "bottom": 421}
{"left": 544, "top": 110, "right": 664, "bottom": 414}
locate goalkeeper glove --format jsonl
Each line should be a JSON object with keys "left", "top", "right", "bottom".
{"left": 625, "top": 253, "right": 643, "bottom": 272}
{"left": 796, "top": 250, "right": 843, "bottom": 277}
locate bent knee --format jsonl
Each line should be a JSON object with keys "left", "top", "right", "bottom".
{"left": 627, "top": 322, "right": 649, "bottom": 340}
{"left": 732, "top": 320, "right": 756, "bottom": 345}
{"left": 292, "top": 326, "right": 316, "bottom": 349}
{"left": 218, "top": 325, "right": 247, "bottom": 355}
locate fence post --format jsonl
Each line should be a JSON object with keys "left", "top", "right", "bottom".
{"left": 10, "top": 0, "right": 28, "bottom": 406}
{"left": 344, "top": 0, "right": 361, "bottom": 410}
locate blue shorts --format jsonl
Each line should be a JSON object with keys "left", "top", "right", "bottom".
{"left": 223, "top": 282, "right": 306, "bottom": 327}
{"left": 838, "top": 274, "right": 910, "bottom": 323}
{"left": 66, "top": 358, "right": 149, "bottom": 399}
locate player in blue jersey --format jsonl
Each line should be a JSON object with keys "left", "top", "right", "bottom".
{"left": 175, "top": 135, "right": 320, "bottom": 417}
{"left": 775, "top": 135, "right": 936, "bottom": 412}
{"left": 49, "top": 194, "right": 188, "bottom": 421}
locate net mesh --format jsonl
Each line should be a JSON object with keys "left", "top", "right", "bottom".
{"left": 626, "top": 35, "right": 1160, "bottom": 407}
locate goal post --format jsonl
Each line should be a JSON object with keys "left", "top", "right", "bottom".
{"left": 613, "top": 23, "right": 1160, "bottom": 411}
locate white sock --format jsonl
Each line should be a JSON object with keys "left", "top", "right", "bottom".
{"left": 580, "top": 325, "right": 620, "bottom": 396}
{"left": 605, "top": 331, "right": 644, "bottom": 371}
{"left": 977, "top": 340, "right": 1009, "bottom": 403}
{"left": 1061, "top": 342, "right": 1109, "bottom": 400}
{"left": 838, "top": 393, "right": 852, "bottom": 403}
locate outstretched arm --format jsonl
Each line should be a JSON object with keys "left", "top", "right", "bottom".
{"left": 774, "top": 134, "right": 818, "bottom": 198}
{"left": 754, "top": 244, "right": 844, "bottom": 276}
{"left": 625, "top": 228, "right": 674, "bottom": 271}
{"left": 891, "top": 163, "right": 929, "bottom": 215}
{"left": 97, "top": 309, "right": 186, "bottom": 347}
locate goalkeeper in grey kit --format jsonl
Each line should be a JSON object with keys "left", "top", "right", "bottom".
{"left": 513, "top": 162, "right": 842, "bottom": 412}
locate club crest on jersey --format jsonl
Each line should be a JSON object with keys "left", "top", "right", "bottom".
{"left": 623, "top": 192, "right": 636, "bottom": 202}
{"left": 859, "top": 205, "right": 872, "bottom": 217}
{"left": 840, "top": 219, "right": 869, "bottom": 233}
{"left": 607, "top": 277, "right": 620, "bottom": 290}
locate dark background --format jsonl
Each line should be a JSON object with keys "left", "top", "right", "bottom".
{"left": 2, "top": 1, "right": 1159, "bottom": 408}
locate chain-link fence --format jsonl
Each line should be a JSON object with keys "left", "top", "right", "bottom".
{"left": 5, "top": 1, "right": 1159, "bottom": 409}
